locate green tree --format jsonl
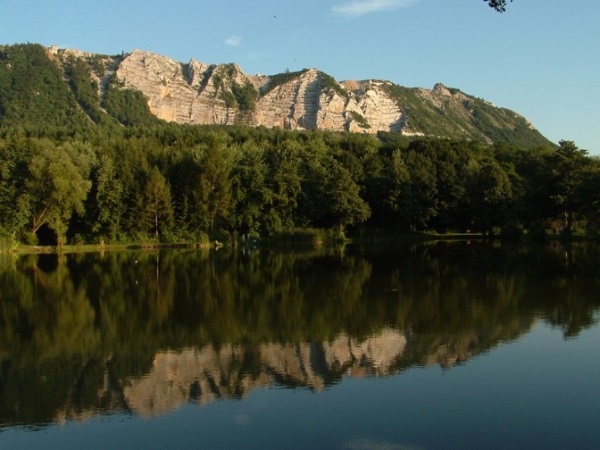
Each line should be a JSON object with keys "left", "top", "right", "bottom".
{"left": 322, "top": 158, "right": 371, "bottom": 236}
{"left": 101, "top": 76, "right": 158, "bottom": 126}
{"left": 579, "top": 158, "right": 600, "bottom": 234}
{"left": 231, "top": 143, "right": 272, "bottom": 237}
{"left": 468, "top": 159, "right": 513, "bottom": 234}
{"left": 510, "top": 145, "right": 555, "bottom": 234}
{"left": 22, "top": 140, "right": 92, "bottom": 245}
{"left": 0, "top": 44, "right": 89, "bottom": 130}
{"left": 144, "top": 167, "right": 174, "bottom": 239}
{"left": 265, "top": 143, "right": 303, "bottom": 234}
{"left": 196, "top": 134, "right": 234, "bottom": 235}
{"left": 381, "top": 149, "right": 410, "bottom": 227}
{"left": 167, "top": 151, "right": 204, "bottom": 238}
{"left": 91, "top": 154, "right": 124, "bottom": 241}
{"left": 64, "top": 55, "right": 105, "bottom": 125}
{"left": 0, "top": 133, "right": 31, "bottom": 237}
{"left": 547, "top": 140, "right": 590, "bottom": 235}
{"left": 401, "top": 149, "right": 438, "bottom": 231}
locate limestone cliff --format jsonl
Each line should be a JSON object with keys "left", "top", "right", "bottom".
{"left": 56, "top": 47, "right": 545, "bottom": 144}
{"left": 111, "top": 51, "right": 415, "bottom": 135}
{"left": 9, "top": 44, "right": 548, "bottom": 148}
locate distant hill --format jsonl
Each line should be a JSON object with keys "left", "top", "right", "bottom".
{"left": 0, "top": 43, "right": 552, "bottom": 148}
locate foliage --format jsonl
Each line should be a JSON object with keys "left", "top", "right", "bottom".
{"left": 320, "top": 71, "right": 349, "bottom": 101}
{"left": 0, "top": 44, "right": 90, "bottom": 130}
{"left": 21, "top": 140, "right": 93, "bottom": 245}
{"left": 211, "top": 64, "right": 257, "bottom": 112}
{"left": 260, "top": 69, "right": 308, "bottom": 96}
{"left": 87, "top": 53, "right": 110, "bottom": 78}
{"left": 231, "top": 81, "right": 257, "bottom": 112}
{"left": 485, "top": 0, "right": 513, "bottom": 12}
{"left": 381, "top": 82, "right": 550, "bottom": 149}
{"left": 0, "top": 123, "right": 598, "bottom": 245}
{"left": 219, "top": 89, "right": 236, "bottom": 108}
{"left": 348, "top": 111, "right": 371, "bottom": 129}
{"left": 101, "top": 75, "right": 159, "bottom": 126}
{"left": 63, "top": 55, "right": 111, "bottom": 125}
{"left": 144, "top": 166, "right": 174, "bottom": 238}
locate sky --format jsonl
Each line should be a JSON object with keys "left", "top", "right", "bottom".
{"left": 2, "top": 0, "right": 599, "bottom": 155}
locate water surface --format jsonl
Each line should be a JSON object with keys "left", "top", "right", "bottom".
{"left": 1, "top": 241, "right": 599, "bottom": 448}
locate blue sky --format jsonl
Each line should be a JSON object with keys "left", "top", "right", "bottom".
{"left": 2, "top": 0, "right": 599, "bottom": 154}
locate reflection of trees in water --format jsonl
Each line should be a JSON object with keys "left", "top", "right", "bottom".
{"left": 0, "top": 241, "right": 598, "bottom": 426}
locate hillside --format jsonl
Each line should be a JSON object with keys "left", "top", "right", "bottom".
{"left": 0, "top": 43, "right": 551, "bottom": 148}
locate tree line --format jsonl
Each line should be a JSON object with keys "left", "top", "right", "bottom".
{"left": 0, "top": 123, "right": 599, "bottom": 247}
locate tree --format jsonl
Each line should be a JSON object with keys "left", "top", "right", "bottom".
{"left": 485, "top": 0, "right": 513, "bottom": 12}
{"left": 230, "top": 143, "right": 272, "bottom": 237}
{"left": 321, "top": 158, "right": 371, "bottom": 236}
{"left": 264, "top": 142, "right": 303, "bottom": 234}
{"left": 0, "top": 133, "right": 30, "bottom": 237}
{"left": 510, "top": 145, "right": 555, "bottom": 234}
{"left": 22, "top": 140, "right": 92, "bottom": 245}
{"left": 401, "top": 149, "right": 438, "bottom": 231}
{"left": 547, "top": 140, "right": 591, "bottom": 235}
{"left": 91, "top": 154, "right": 124, "bottom": 241}
{"left": 578, "top": 157, "right": 600, "bottom": 234}
{"left": 468, "top": 159, "right": 513, "bottom": 234}
{"left": 380, "top": 150, "right": 410, "bottom": 226}
{"left": 196, "top": 135, "right": 234, "bottom": 235}
{"left": 144, "top": 167, "right": 173, "bottom": 239}
{"left": 166, "top": 151, "right": 204, "bottom": 238}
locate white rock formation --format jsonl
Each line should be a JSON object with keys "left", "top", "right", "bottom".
{"left": 111, "top": 51, "right": 415, "bottom": 134}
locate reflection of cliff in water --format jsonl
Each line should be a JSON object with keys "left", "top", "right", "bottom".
{"left": 0, "top": 322, "right": 531, "bottom": 424}
{"left": 0, "top": 241, "right": 598, "bottom": 426}
{"left": 123, "top": 330, "right": 409, "bottom": 417}
{"left": 62, "top": 322, "right": 522, "bottom": 420}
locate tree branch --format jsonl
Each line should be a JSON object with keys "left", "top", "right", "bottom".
{"left": 485, "top": 0, "right": 513, "bottom": 13}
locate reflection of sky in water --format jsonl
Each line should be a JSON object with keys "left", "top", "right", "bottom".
{"left": 3, "top": 322, "right": 600, "bottom": 449}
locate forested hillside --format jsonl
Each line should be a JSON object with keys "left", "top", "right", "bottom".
{"left": 0, "top": 44, "right": 598, "bottom": 247}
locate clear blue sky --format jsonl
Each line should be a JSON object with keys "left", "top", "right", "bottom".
{"left": 2, "top": 0, "right": 599, "bottom": 155}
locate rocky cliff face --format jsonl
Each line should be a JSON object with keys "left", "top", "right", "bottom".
{"left": 113, "top": 50, "right": 417, "bottom": 135}
{"left": 33, "top": 45, "right": 551, "bottom": 147}
{"left": 98, "top": 49, "right": 539, "bottom": 142}
{"left": 116, "top": 50, "right": 237, "bottom": 124}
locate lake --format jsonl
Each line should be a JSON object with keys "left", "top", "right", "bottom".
{"left": 1, "top": 240, "right": 599, "bottom": 449}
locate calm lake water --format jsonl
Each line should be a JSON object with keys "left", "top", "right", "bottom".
{"left": 1, "top": 240, "right": 599, "bottom": 449}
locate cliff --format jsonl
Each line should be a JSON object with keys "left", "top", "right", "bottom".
{"left": 111, "top": 49, "right": 541, "bottom": 144}
{"left": 26, "top": 44, "right": 549, "bottom": 146}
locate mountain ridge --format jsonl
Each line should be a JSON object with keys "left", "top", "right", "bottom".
{"left": 0, "top": 43, "right": 552, "bottom": 148}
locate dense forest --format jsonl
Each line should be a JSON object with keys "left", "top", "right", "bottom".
{"left": 0, "top": 44, "right": 599, "bottom": 248}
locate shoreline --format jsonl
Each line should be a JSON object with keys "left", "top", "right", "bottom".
{"left": 2, "top": 231, "right": 598, "bottom": 255}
